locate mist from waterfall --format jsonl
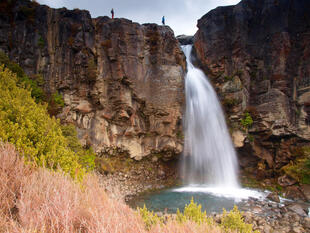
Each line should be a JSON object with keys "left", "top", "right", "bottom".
{"left": 181, "top": 45, "right": 239, "bottom": 188}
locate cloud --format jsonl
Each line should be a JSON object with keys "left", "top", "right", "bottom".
{"left": 36, "top": 0, "right": 240, "bottom": 35}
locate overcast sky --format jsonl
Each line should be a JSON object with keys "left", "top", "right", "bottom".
{"left": 36, "top": 0, "right": 240, "bottom": 36}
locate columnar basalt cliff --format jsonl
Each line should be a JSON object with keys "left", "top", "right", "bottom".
{"left": 194, "top": 0, "right": 310, "bottom": 185}
{"left": 0, "top": 0, "right": 185, "bottom": 160}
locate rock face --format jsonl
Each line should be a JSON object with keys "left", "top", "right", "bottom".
{"left": 194, "top": 0, "right": 310, "bottom": 175}
{"left": 0, "top": 0, "right": 185, "bottom": 160}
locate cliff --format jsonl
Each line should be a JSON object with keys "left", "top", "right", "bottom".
{"left": 194, "top": 0, "right": 310, "bottom": 182}
{"left": 0, "top": 0, "right": 185, "bottom": 160}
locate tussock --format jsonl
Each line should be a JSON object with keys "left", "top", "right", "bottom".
{"left": 0, "top": 142, "right": 226, "bottom": 233}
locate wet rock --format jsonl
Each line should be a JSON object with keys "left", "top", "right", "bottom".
{"left": 300, "top": 184, "right": 310, "bottom": 202}
{"left": 232, "top": 130, "right": 246, "bottom": 148}
{"left": 267, "top": 192, "right": 280, "bottom": 203}
{"left": 284, "top": 186, "right": 307, "bottom": 201}
{"left": 278, "top": 175, "right": 297, "bottom": 187}
{"left": 287, "top": 204, "right": 307, "bottom": 217}
{"left": 303, "top": 217, "right": 310, "bottom": 229}
{"left": 176, "top": 35, "right": 194, "bottom": 45}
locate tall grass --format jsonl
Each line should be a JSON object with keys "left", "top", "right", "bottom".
{"left": 0, "top": 142, "right": 228, "bottom": 233}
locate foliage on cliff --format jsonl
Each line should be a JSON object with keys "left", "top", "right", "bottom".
{"left": 0, "top": 66, "right": 95, "bottom": 177}
{"left": 0, "top": 51, "right": 44, "bottom": 102}
{"left": 283, "top": 147, "right": 310, "bottom": 184}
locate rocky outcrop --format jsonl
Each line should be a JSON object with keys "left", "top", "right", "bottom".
{"left": 0, "top": 0, "right": 185, "bottom": 160}
{"left": 194, "top": 0, "right": 310, "bottom": 176}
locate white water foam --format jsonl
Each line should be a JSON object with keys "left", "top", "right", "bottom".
{"left": 173, "top": 185, "right": 268, "bottom": 202}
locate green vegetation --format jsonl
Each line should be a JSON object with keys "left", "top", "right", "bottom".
{"left": 224, "top": 75, "right": 233, "bottom": 81}
{"left": 176, "top": 197, "right": 213, "bottom": 225}
{"left": 51, "top": 91, "right": 65, "bottom": 107}
{"left": 137, "top": 205, "right": 164, "bottom": 230}
{"left": 0, "top": 66, "right": 95, "bottom": 178}
{"left": 96, "top": 155, "right": 134, "bottom": 174}
{"left": 138, "top": 198, "right": 258, "bottom": 232}
{"left": 223, "top": 97, "right": 239, "bottom": 108}
{"left": 47, "top": 91, "right": 65, "bottom": 115}
{"left": 283, "top": 147, "right": 310, "bottom": 184}
{"left": 221, "top": 206, "right": 258, "bottom": 233}
{"left": 247, "top": 134, "right": 254, "bottom": 142}
{"left": 37, "top": 35, "right": 45, "bottom": 48}
{"left": 241, "top": 111, "right": 253, "bottom": 129}
{"left": 61, "top": 124, "right": 96, "bottom": 172}
{"left": 0, "top": 51, "right": 44, "bottom": 102}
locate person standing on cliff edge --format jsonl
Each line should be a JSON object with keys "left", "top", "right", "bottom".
{"left": 162, "top": 16, "right": 165, "bottom": 25}
{"left": 111, "top": 8, "right": 114, "bottom": 19}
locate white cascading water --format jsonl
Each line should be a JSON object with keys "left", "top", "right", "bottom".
{"left": 181, "top": 45, "right": 239, "bottom": 188}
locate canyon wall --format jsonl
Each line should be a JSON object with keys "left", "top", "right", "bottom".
{"left": 0, "top": 0, "right": 185, "bottom": 160}
{"left": 194, "top": 0, "right": 310, "bottom": 179}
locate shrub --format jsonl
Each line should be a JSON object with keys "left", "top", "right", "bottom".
{"left": 0, "top": 51, "right": 44, "bottom": 102}
{"left": 52, "top": 91, "right": 65, "bottom": 107}
{"left": 0, "top": 66, "right": 94, "bottom": 178}
{"left": 241, "top": 111, "right": 253, "bottom": 129}
{"left": 283, "top": 146, "right": 310, "bottom": 184}
{"left": 223, "top": 97, "right": 239, "bottom": 108}
{"left": 37, "top": 35, "right": 45, "bottom": 48}
{"left": 137, "top": 205, "right": 163, "bottom": 230}
{"left": 220, "top": 206, "right": 258, "bottom": 233}
{"left": 61, "top": 124, "right": 96, "bottom": 172}
{"left": 176, "top": 198, "right": 213, "bottom": 225}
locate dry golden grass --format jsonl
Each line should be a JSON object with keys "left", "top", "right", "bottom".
{"left": 0, "top": 142, "right": 226, "bottom": 233}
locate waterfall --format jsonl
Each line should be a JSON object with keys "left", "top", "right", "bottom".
{"left": 181, "top": 45, "right": 239, "bottom": 188}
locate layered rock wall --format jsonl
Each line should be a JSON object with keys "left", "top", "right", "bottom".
{"left": 194, "top": 0, "right": 310, "bottom": 175}
{"left": 0, "top": 0, "right": 185, "bottom": 160}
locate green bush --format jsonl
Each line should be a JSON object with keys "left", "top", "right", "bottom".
{"left": 283, "top": 147, "right": 310, "bottom": 184}
{"left": 220, "top": 206, "right": 258, "bottom": 233}
{"left": 0, "top": 66, "right": 94, "bottom": 178}
{"left": 38, "top": 35, "right": 45, "bottom": 48}
{"left": 241, "top": 111, "right": 253, "bottom": 129}
{"left": 176, "top": 198, "right": 213, "bottom": 225}
{"left": 52, "top": 91, "right": 65, "bottom": 107}
{"left": 137, "top": 205, "right": 163, "bottom": 230}
{"left": 0, "top": 51, "right": 44, "bottom": 102}
{"left": 61, "top": 124, "right": 96, "bottom": 172}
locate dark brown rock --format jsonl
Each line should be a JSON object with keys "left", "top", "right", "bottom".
{"left": 267, "top": 192, "right": 280, "bottom": 203}
{"left": 194, "top": 0, "right": 310, "bottom": 175}
{"left": 287, "top": 204, "right": 307, "bottom": 217}
{"left": 278, "top": 175, "right": 297, "bottom": 187}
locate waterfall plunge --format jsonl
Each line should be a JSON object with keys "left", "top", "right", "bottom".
{"left": 181, "top": 45, "right": 239, "bottom": 188}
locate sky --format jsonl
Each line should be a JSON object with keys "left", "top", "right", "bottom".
{"left": 36, "top": 0, "right": 240, "bottom": 36}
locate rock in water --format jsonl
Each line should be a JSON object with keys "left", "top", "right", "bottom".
{"left": 267, "top": 192, "right": 280, "bottom": 203}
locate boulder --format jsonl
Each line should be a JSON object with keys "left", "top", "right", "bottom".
{"left": 266, "top": 192, "right": 280, "bottom": 203}
{"left": 287, "top": 204, "right": 307, "bottom": 217}
{"left": 278, "top": 175, "right": 297, "bottom": 187}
